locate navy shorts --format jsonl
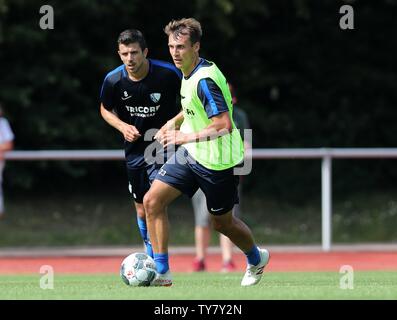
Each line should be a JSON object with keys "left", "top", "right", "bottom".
{"left": 155, "top": 147, "right": 240, "bottom": 215}
{"left": 126, "top": 144, "right": 177, "bottom": 203}
{"left": 126, "top": 164, "right": 159, "bottom": 203}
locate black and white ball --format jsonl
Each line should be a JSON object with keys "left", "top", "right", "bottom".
{"left": 120, "top": 252, "right": 157, "bottom": 286}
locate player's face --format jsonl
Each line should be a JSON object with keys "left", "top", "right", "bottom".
{"left": 118, "top": 43, "right": 148, "bottom": 75}
{"left": 168, "top": 33, "right": 199, "bottom": 75}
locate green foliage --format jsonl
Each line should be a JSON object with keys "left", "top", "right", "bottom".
{"left": 1, "top": 190, "right": 396, "bottom": 246}
{"left": 0, "top": 0, "right": 396, "bottom": 193}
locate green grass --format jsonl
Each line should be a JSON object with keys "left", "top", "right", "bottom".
{"left": 1, "top": 271, "right": 397, "bottom": 300}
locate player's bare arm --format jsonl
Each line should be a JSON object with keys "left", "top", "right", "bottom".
{"left": 159, "top": 111, "right": 231, "bottom": 148}
{"left": 100, "top": 103, "right": 141, "bottom": 142}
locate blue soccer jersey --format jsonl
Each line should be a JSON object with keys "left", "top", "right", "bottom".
{"left": 100, "top": 59, "right": 182, "bottom": 168}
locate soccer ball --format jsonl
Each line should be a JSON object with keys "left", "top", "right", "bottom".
{"left": 120, "top": 252, "right": 157, "bottom": 286}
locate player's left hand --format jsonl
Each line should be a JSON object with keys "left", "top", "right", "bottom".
{"left": 154, "top": 126, "right": 166, "bottom": 142}
{"left": 154, "top": 120, "right": 177, "bottom": 142}
{"left": 159, "top": 130, "right": 187, "bottom": 148}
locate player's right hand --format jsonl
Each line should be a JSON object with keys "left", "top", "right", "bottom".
{"left": 154, "top": 127, "right": 165, "bottom": 141}
{"left": 122, "top": 124, "right": 141, "bottom": 142}
{"left": 154, "top": 120, "right": 176, "bottom": 141}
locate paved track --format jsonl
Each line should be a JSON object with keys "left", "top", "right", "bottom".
{"left": 0, "top": 244, "right": 396, "bottom": 274}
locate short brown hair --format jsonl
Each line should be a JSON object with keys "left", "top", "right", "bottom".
{"left": 117, "top": 29, "right": 147, "bottom": 51}
{"left": 164, "top": 18, "right": 202, "bottom": 44}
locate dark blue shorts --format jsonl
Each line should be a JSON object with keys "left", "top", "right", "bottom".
{"left": 126, "top": 145, "right": 177, "bottom": 203}
{"left": 155, "top": 147, "right": 240, "bottom": 215}
{"left": 126, "top": 164, "right": 159, "bottom": 203}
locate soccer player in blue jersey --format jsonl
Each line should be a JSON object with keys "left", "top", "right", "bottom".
{"left": 144, "top": 18, "right": 270, "bottom": 286}
{"left": 100, "top": 29, "right": 182, "bottom": 258}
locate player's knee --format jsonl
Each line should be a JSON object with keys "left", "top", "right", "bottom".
{"left": 212, "top": 219, "right": 230, "bottom": 234}
{"left": 143, "top": 192, "right": 160, "bottom": 216}
{"left": 135, "top": 205, "right": 145, "bottom": 219}
{"left": 143, "top": 193, "right": 153, "bottom": 213}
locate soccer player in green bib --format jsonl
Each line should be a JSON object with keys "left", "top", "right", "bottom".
{"left": 144, "top": 18, "right": 270, "bottom": 286}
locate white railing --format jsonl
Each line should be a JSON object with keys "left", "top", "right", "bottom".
{"left": 252, "top": 148, "right": 397, "bottom": 251}
{"left": 6, "top": 148, "right": 397, "bottom": 251}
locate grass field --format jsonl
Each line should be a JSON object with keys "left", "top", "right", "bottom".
{"left": 1, "top": 271, "right": 397, "bottom": 300}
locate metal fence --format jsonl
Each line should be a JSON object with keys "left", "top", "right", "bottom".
{"left": 6, "top": 148, "right": 397, "bottom": 251}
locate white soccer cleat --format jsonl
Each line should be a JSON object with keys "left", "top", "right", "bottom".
{"left": 241, "top": 248, "right": 270, "bottom": 287}
{"left": 150, "top": 270, "right": 173, "bottom": 287}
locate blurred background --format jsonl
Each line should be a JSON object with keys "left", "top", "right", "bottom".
{"left": 0, "top": 0, "right": 396, "bottom": 247}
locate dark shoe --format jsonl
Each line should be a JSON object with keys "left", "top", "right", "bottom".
{"left": 192, "top": 259, "right": 206, "bottom": 272}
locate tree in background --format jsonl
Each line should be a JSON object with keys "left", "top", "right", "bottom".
{"left": 0, "top": 0, "right": 396, "bottom": 196}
